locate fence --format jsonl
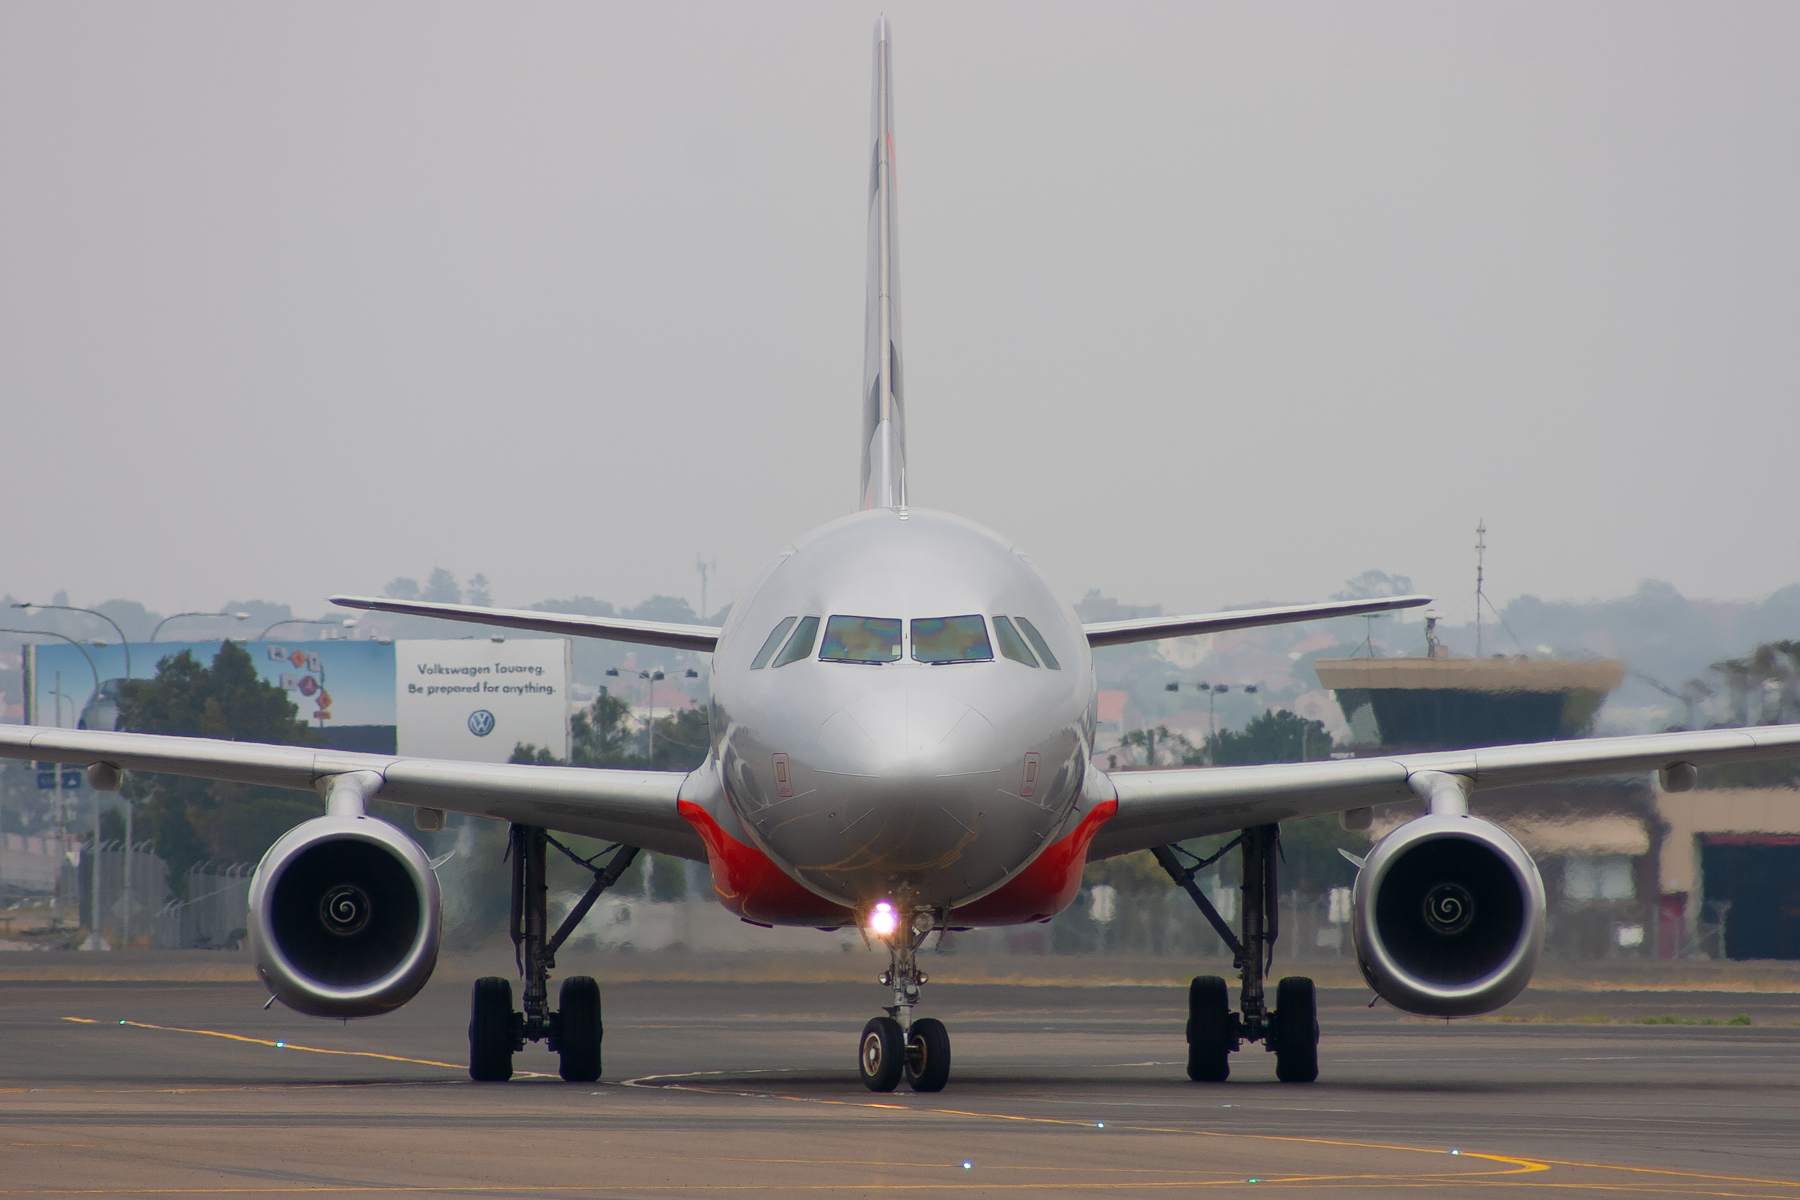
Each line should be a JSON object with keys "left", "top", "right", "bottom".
{"left": 2, "top": 831, "right": 74, "bottom": 897}
{"left": 150, "top": 862, "right": 254, "bottom": 950}
{"left": 75, "top": 841, "right": 172, "bottom": 950}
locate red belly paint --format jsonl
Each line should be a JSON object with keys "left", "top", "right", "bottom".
{"left": 949, "top": 799, "right": 1119, "bottom": 926}
{"left": 678, "top": 800, "right": 855, "bottom": 926}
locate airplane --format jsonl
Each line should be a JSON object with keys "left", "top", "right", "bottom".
{"left": 5, "top": 18, "right": 1799, "bottom": 1094}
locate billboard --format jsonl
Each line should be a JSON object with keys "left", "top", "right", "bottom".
{"left": 22, "top": 637, "right": 571, "bottom": 763}
{"left": 25, "top": 639, "right": 397, "bottom": 752}
{"left": 396, "top": 640, "right": 570, "bottom": 763}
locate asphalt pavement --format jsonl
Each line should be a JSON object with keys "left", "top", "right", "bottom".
{"left": 5, "top": 962, "right": 1800, "bottom": 1197}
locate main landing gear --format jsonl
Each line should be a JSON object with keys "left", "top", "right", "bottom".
{"left": 469, "top": 824, "right": 640, "bottom": 1083}
{"left": 1154, "top": 824, "right": 1319, "bottom": 1084}
{"left": 857, "top": 902, "right": 951, "bottom": 1093}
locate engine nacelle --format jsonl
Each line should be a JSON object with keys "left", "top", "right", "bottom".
{"left": 1351, "top": 813, "right": 1545, "bottom": 1017}
{"left": 248, "top": 814, "right": 441, "bottom": 1018}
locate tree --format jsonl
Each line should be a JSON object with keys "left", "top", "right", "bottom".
{"left": 1118, "top": 725, "right": 1191, "bottom": 767}
{"left": 383, "top": 577, "right": 421, "bottom": 601}
{"left": 1190, "top": 708, "right": 1334, "bottom": 767}
{"left": 116, "top": 642, "right": 322, "bottom": 893}
{"left": 1698, "top": 640, "right": 1800, "bottom": 787}
{"left": 647, "top": 706, "right": 712, "bottom": 771}
{"left": 423, "top": 569, "right": 462, "bottom": 604}
{"left": 513, "top": 691, "right": 642, "bottom": 768}
{"left": 514, "top": 692, "right": 712, "bottom": 773}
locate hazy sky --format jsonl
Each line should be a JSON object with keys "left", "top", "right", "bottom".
{"left": 4, "top": 3, "right": 1796, "bottom": 626}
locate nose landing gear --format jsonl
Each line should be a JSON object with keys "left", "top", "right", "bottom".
{"left": 1155, "top": 824, "right": 1319, "bottom": 1083}
{"left": 857, "top": 905, "right": 951, "bottom": 1092}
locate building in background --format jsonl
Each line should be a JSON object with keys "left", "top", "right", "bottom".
{"left": 1318, "top": 647, "right": 1800, "bottom": 960}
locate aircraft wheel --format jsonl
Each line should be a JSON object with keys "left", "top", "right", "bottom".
{"left": 904, "top": 1017, "right": 952, "bottom": 1093}
{"left": 858, "top": 1016, "right": 905, "bottom": 1092}
{"left": 1272, "top": 976, "right": 1319, "bottom": 1083}
{"left": 557, "top": 976, "right": 603, "bottom": 1083}
{"left": 1186, "top": 975, "right": 1231, "bottom": 1082}
{"left": 469, "top": 976, "right": 516, "bottom": 1082}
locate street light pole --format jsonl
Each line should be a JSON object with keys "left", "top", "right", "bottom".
{"left": 604, "top": 665, "right": 695, "bottom": 763}
{"left": 1163, "top": 680, "right": 1260, "bottom": 764}
{"left": 14, "top": 603, "right": 131, "bottom": 681}
{"left": 2, "top": 628, "right": 102, "bottom": 704}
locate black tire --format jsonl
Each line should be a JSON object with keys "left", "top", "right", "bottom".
{"left": 1272, "top": 976, "right": 1319, "bottom": 1083}
{"left": 1186, "top": 975, "right": 1232, "bottom": 1082}
{"left": 557, "top": 976, "right": 603, "bottom": 1083}
{"left": 905, "top": 1018, "right": 952, "bottom": 1093}
{"left": 858, "top": 1016, "right": 905, "bottom": 1092}
{"left": 469, "top": 976, "right": 516, "bottom": 1082}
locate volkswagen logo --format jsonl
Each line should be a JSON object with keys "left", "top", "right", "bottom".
{"left": 468, "top": 709, "right": 496, "bottom": 737}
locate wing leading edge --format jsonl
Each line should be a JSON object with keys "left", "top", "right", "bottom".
{"left": 1087, "top": 723, "right": 1800, "bottom": 859}
{"left": 0, "top": 725, "right": 704, "bottom": 861}
{"left": 329, "top": 595, "right": 719, "bottom": 652}
{"left": 1083, "top": 595, "right": 1432, "bottom": 648}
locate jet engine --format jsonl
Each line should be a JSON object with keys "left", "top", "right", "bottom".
{"left": 248, "top": 814, "right": 441, "bottom": 1018}
{"left": 1350, "top": 813, "right": 1545, "bottom": 1017}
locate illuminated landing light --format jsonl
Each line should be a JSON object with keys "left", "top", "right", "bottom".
{"left": 868, "top": 901, "right": 899, "bottom": 938}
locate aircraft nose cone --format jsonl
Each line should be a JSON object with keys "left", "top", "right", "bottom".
{"left": 817, "top": 689, "right": 993, "bottom": 777}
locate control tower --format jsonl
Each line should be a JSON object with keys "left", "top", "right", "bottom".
{"left": 1313, "top": 653, "right": 1627, "bottom": 752}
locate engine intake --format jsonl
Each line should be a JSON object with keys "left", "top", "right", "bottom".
{"left": 1351, "top": 813, "right": 1544, "bottom": 1017}
{"left": 249, "top": 815, "right": 441, "bottom": 1018}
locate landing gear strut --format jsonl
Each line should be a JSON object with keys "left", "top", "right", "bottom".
{"left": 1154, "top": 823, "right": 1318, "bottom": 1083}
{"left": 858, "top": 904, "right": 951, "bottom": 1093}
{"left": 468, "top": 824, "right": 639, "bottom": 1083}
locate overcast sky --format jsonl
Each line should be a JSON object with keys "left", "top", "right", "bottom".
{"left": 3, "top": 2, "right": 1796, "bottom": 626}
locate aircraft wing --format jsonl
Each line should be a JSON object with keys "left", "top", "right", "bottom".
{"left": 1082, "top": 595, "right": 1432, "bottom": 648}
{"left": 329, "top": 595, "right": 720, "bottom": 653}
{"left": 1087, "top": 723, "right": 1800, "bottom": 858}
{"left": 0, "top": 725, "right": 705, "bottom": 861}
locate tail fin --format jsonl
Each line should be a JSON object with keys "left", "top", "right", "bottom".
{"left": 861, "top": 17, "right": 906, "bottom": 510}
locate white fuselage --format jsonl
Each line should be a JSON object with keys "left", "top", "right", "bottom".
{"left": 708, "top": 507, "right": 1098, "bottom": 914}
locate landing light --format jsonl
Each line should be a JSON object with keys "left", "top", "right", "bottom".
{"left": 868, "top": 901, "right": 898, "bottom": 938}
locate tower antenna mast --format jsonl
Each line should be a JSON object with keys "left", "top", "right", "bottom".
{"left": 695, "top": 554, "right": 718, "bottom": 623}
{"left": 1474, "top": 519, "right": 1486, "bottom": 658}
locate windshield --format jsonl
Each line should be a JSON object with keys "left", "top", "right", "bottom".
{"left": 821, "top": 615, "right": 902, "bottom": 664}
{"left": 911, "top": 616, "right": 993, "bottom": 664}
{"left": 770, "top": 616, "right": 820, "bottom": 667}
{"left": 750, "top": 616, "right": 799, "bottom": 669}
{"left": 1013, "top": 616, "right": 1060, "bottom": 670}
{"left": 992, "top": 616, "right": 1038, "bottom": 667}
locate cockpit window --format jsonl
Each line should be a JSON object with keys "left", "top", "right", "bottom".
{"left": 750, "top": 616, "right": 799, "bottom": 670}
{"left": 770, "top": 616, "right": 820, "bottom": 667}
{"left": 991, "top": 616, "right": 1039, "bottom": 667}
{"left": 1013, "top": 616, "right": 1060, "bottom": 670}
{"left": 911, "top": 615, "right": 993, "bottom": 664}
{"left": 820, "top": 615, "right": 902, "bottom": 664}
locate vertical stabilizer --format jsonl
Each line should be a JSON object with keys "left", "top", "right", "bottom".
{"left": 861, "top": 17, "right": 906, "bottom": 510}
